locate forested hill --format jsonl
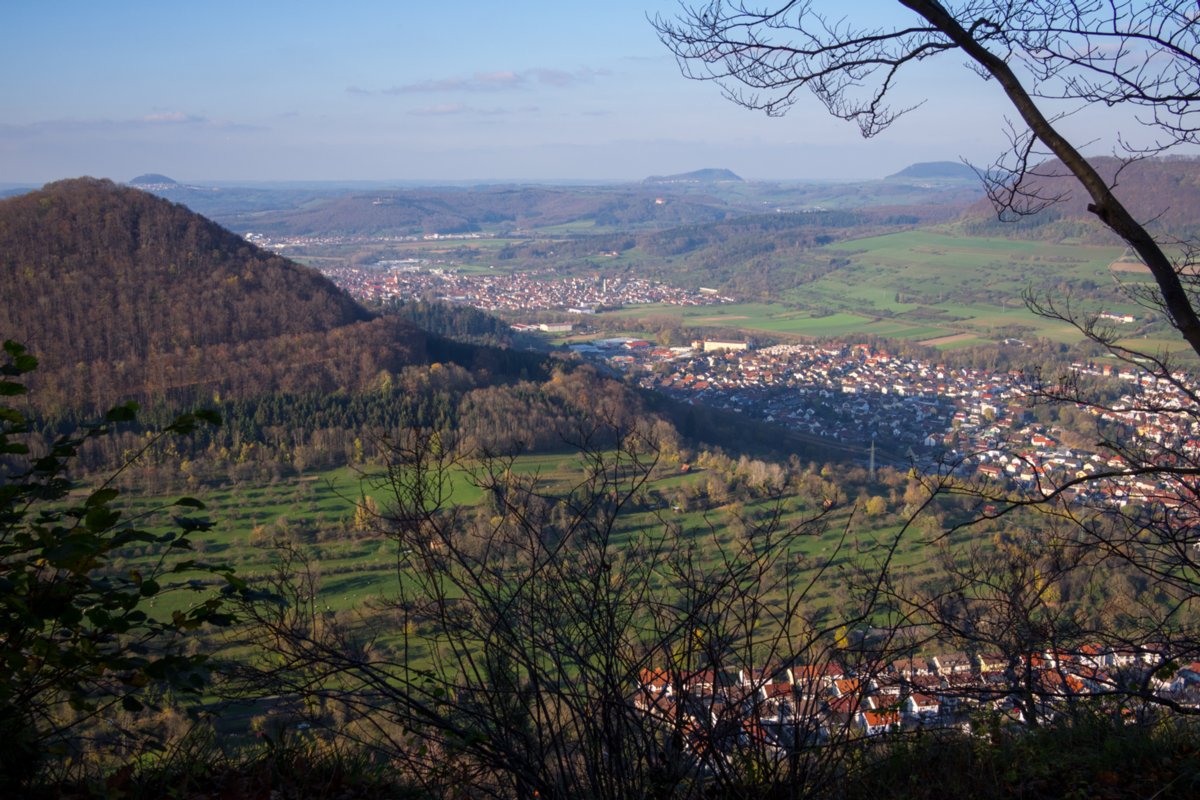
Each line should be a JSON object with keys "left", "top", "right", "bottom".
{"left": 0, "top": 178, "right": 702, "bottom": 467}
{"left": 959, "top": 156, "right": 1200, "bottom": 241}
{"left": 0, "top": 178, "right": 425, "bottom": 411}
{"left": 237, "top": 185, "right": 734, "bottom": 237}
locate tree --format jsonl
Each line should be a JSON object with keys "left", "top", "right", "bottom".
{"left": 656, "top": 0, "right": 1200, "bottom": 718}
{"left": 0, "top": 341, "right": 253, "bottom": 789}
{"left": 655, "top": 1, "right": 1200, "bottom": 355}
{"left": 236, "top": 422, "right": 895, "bottom": 799}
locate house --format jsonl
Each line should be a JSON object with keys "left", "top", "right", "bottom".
{"left": 932, "top": 652, "right": 973, "bottom": 675}
{"left": 857, "top": 709, "right": 901, "bottom": 736}
{"left": 789, "top": 663, "right": 844, "bottom": 688}
{"left": 702, "top": 340, "right": 750, "bottom": 353}
{"left": 903, "top": 692, "right": 941, "bottom": 719}
{"left": 977, "top": 464, "right": 1004, "bottom": 480}
{"left": 976, "top": 652, "right": 1007, "bottom": 674}
{"left": 890, "top": 656, "right": 933, "bottom": 678}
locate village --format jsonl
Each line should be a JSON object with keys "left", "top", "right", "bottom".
{"left": 312, "top": 250, "right": 1200, "bottom": 516}
{"left": 316, "top": 251, "right": 1200, "bottom": 516}
{"left": 633, "top": 644, "right": 1200, "bottom": 766}
{"left": 578, "top": 337, "right": 1200, "bottom": 514}
{"left": 317, "top": 261, "right": 733, "bottom": 313}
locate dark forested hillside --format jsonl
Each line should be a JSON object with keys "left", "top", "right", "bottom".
{"left": 959, "top": 156, "right": 1200, "bottom": 241}
{"left": 0, "top": 178, "right": 371, "bottom": 359}
{"left": 0, "top": 178, "right": 423, "bottom": 411}
{"left": 0, "top": 178, "right": 700, "bottom": 466}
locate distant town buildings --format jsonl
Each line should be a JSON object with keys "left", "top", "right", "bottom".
{"left": 633, "top": 644, "right": 1200, "bottom": 766}
{"left": 583, "top": 339, "right": 1200, "bottom": 515}
{"left": 699, "top": 340, "right": 750, "bottom": 353}
{"left": 315, "top": 263, "right": 733, "bottom": 314}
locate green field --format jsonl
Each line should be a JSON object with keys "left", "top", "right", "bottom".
{"left": 600, "top": 231, "right": 1173, "bottom": 351}
{"left": 112, "top": 451, "right": 917, "bottom": 629}
{"left": 799, "top": 230, "right": 1149, "bottom": 344}
{"left": 603, "top": 303, "right": 955, "bottom": 342}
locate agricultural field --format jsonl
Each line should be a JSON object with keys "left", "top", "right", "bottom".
{"left": 796, "top": 230, "right": 1147, "bottom": 343}
{"left": 110, "top": 452, "right": 921, "bottom": 631}
{"left": 599, "top": 231, "right": 1175, "bottom": 352}
{"left": 600, "top": 303, "right": 956, "bottom": 342}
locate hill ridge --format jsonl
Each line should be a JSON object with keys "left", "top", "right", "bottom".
{"left": 644, "top": 168, "right": 743, "bottom": 184}
{"left": 0, "top": 177, "right": 423, "bottom": 410}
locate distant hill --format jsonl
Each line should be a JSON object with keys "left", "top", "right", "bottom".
{"left": 128, "top": 173, "right": 180, "bottom": 186}
{"left": 888, "top": 162, "right": 976, "bottom": 180}
{"left": 0, "top": 178, "right": 425, "bottom": 411}
{"left": 958, "top": 156, "right": 1200, "bottom": 241}
{"left": 644, "top": 168, "right": 743, "bottom": 185}
{"left": 0, "top": 178, "right": 800, "bottom": 464}
{"left": 239, "top": 186, "right": 734, "bottom": 237}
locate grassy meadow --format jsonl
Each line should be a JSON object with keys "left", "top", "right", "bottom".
{"left": 600, "top": 230, "right": 1170, "bottom": 351}
{"left": 113, "top": 451, "right": 921, "bottom": 633}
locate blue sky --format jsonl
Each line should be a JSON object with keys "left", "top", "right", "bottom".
{"left": 0, "top": 1, "right": 1155, "bottom": 184}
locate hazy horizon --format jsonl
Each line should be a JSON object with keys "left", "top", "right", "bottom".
{"left": 3, "top": 1, "right": 1183, "bottom": 185}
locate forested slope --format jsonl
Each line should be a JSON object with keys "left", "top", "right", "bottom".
{"left": 959, "top": 156, "right": 1200, "bottom": 242}
{"left": 0, "top": 178, "right": 426, "bottom": 411}
{"left": 0, "top": 179, "right": 700, "bottom": 467}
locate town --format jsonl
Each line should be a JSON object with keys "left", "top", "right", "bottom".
{"left": 317, "top": 256, "right": 1200, "bottom": 517}
{"left": 314, "top": 261, "right": 734, "bottom": 313}
{"left": 579, "top": 337, "right": 1200, "bottom": 514}
{"left": 634, "top": 643, "right": 1200, "bottom": 768}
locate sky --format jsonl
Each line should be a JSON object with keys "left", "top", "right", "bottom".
{"left": 0, "top": 1, "right": 1169, "bottom": 185}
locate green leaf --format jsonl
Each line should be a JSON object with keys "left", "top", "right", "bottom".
{"left": 194, "top": 409, "right": 222, "bottom": 426}
{"left": 173, "top": 516, "right": 214, "bottom": 532}
{"left": 2, "top": 340, "right": 37, "bottom": 374}
{"left": 121, "top": 696, "right": 144, "bottom": 712}
{"left": 104, "top": 401, "right": 139, "bottom": 423}
{"left": 84, "top": 506, "right": 121, "bottom": 532}
{"left": 139, "top": 580, "right": 160, "bottom": 597}
{"left": 173, "top": 497, "right": 205, "bottom": 509}
{"left": 85, "top": 488, "right": 120, "bottom": 507}
{"left": 167, "top": 413, "right": 197, "bottom": 434}
{"left": 0, "top": 380, "right": 27, "bottom": 396}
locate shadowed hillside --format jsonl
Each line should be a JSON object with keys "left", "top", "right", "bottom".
{"left": 0, "top": 178, "right": 425, "bottom": 411}
{"left": 960, "top": 156, "right": 1200, "bottom": 242}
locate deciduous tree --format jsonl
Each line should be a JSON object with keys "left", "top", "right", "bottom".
{"left": 657, "top": 0, "right": 1200, "bottom": 715}
{"left": 0, "top": 341, "right": 253, "bottom": 788}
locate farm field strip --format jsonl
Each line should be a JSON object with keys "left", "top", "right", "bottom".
{"left": 601, "top": 303, "right": 954, "bottom": 341}
{"left": 594, "top": 228, "right": 1159, "bottom": 348}
{"left": 110, "top": 453, "right": 919, "bottom": 625}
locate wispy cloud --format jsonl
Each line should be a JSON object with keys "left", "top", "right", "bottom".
{"left": 352, "top": 67, "right": 608, "bottom": 96}
{"left": 410, "top": 103, "right": 469, "bottom": 116}
{"left": 409, "top": 104, "right": 540, "bottom": 117}
{"left": 0, "top": 113, "right": 264, "bottom": 140}
{"left": 141, "top": 110, "right": 206, "bottom": 124}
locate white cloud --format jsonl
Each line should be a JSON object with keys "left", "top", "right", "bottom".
{"left": 409, "top": 104, "right": 540, "bottom": 117}
{"left": 410, "top": 103, "right": 468, "bottom": 116}
{"left": 355, "top": 67, "right": 609, "bottom": 96}
{"left": 141, "top": 111, "right": 205, "bottom": 124}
